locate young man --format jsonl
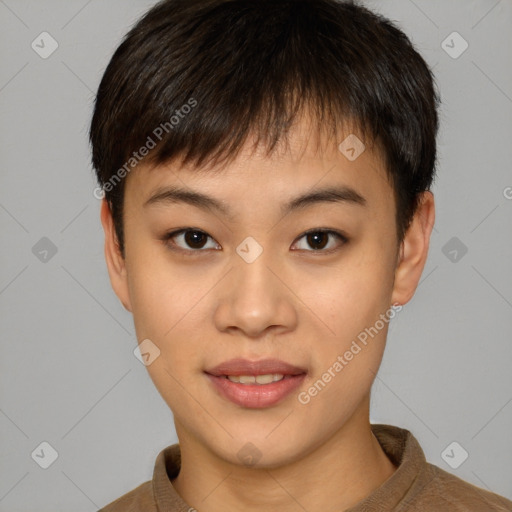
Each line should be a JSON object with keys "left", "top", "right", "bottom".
{"left": 90, "top": 0, "right": 512, "bottom": 510}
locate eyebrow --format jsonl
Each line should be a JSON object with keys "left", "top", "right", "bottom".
{"left": 143, "top": 184, "right": 366, "bottom": 219}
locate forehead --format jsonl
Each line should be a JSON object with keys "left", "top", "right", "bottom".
{"left": 124, "top": 115, "right": 393, "bottom": 216}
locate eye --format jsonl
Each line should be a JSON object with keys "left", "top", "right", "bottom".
{"left": 292, "top": 229, "right": 348, "bottom": 252}
{"left": 161, "top": 228, "right": 348, "bottom": 255}
{"left": 162, "top": 228, "right": 220, "bottom": 254}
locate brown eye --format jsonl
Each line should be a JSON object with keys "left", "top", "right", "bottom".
{"left": 163, "top": 229, "right": 220, "bottom": 253}
{"left": 306, "top": 232, "right": 329, "bottom": 250}
{"left": 183, "top": 230, "right": 209, "bottom": 249}
{"left": 292, "top": 229, "right": 348, "bottom": 252}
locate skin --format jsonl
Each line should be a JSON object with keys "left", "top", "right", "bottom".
{"left": 100, "top": 117, "right": 435, "bottom": 512}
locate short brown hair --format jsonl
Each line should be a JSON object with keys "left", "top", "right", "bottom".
{"left": 90, "top": 0, "right": 440, "bottom": 257}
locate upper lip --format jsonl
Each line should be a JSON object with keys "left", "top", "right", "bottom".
{"left": 205, "top": 358, "right": 307, "bottom": 377}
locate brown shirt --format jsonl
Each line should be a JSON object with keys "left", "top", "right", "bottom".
{"left": 98, "top": 424, "right": 512, "bottom": 511}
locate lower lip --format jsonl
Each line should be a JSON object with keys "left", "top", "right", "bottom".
{"left": 205, "top": 373, "right": 307, "bottom": 408}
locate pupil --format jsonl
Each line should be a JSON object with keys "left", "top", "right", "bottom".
{"left": 308, "top": 232, "right": 328, "bottom": 250}
{"left": 185, "top": 231, "right": 206, "bottom": 249}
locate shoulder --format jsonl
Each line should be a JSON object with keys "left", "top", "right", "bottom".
{"left": 405, "top": 463, "right": 512, "bottom": 511}
{"left": 97, "top": 480, "right": 155, "bottom": 512}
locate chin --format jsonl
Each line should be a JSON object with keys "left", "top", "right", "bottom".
{"left": 210, "top": 430, "right": 311, "bottom": 470}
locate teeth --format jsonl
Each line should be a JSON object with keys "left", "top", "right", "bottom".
{"left": 227, "top": 374, "right": 284, "bottom": 384}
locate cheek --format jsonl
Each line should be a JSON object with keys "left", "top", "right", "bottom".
{"left": 126, "top": 258, "right": 209, "bottom": 407}
{"left": 124, "top": 223, "right": 194, "bottom": 334}
{"left": 128, "top": 260, "right": 201, "bottom": 341}
{"left": 296, "top": 263, "right": 394, "bottom": 418}
{"left": 125, "top": 244, "right": 220, "bottom": 376}
{"left": 300, "top": 251, "right": 396, "bottom": 401}
{"left": 308, "top": 253, "right": 394, "bottom": 338}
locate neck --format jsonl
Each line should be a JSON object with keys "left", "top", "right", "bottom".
{"left": 172, "top": 400, "right": 396, "bottom": 512}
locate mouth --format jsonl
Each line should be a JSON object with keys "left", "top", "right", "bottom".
{"left": 204, "top": 358, "right": 307, "bottom": 408}
{"left": 223, "top": 373, "right": 290, "bottom": 384}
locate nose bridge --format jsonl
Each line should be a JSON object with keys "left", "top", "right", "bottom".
{"left": 213, "top": 236, "right": 297, "bottom": 336}
{"left": 232, "top": 236, "right": 279, "bottom": 306}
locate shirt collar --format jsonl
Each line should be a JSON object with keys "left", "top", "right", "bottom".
{"left": 346, "top": 424, "right": 427, "bottom": 511}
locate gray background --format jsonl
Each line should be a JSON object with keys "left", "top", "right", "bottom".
{"left": 1, "top": 0, "right": 511, "bottom": 510}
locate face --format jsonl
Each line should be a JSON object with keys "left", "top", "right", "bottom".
{"left": 102, "top": 119, "right": 433, "bottom": 468}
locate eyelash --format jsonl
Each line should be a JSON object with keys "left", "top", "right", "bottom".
{"left": 161, "top": 228, "right": 348, "bottom": 256}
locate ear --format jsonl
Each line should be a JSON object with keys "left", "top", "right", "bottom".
{"left": 391, "top": 191, "right": 435, "bottom": 306}
{"left": 100, "top": 199, "right": 132, "bottom": 312}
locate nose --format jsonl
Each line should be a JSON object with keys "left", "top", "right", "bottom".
{"left": 213, "top": 247, "right": 298, "bottom": 339}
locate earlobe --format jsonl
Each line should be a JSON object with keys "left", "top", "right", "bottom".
{"left": 391, "top": 191, "right": 435, "bottom": 306}
{"left": 100, "top": 199, "right": 133, "bottom": 312}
